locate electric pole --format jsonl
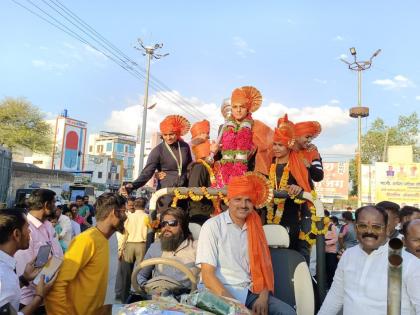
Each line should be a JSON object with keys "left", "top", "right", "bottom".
{"left": 341, "top": 48, "right": 381, "bottom": 207}
{"left": 134, "top": 39, "right": 169, "bottom": 175}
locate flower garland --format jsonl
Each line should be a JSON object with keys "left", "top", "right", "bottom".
{"left": 171, "top": 187, "right": 229, "bottom": 208}
{"left": 266, "top": 163, "right": 289, "bottom": 224}
{"left": 217, "top": 114, "right": 254, "bottom": 187}
{"left": 298, "top": 190, "right": 330, "bottom": 245}
{"left": 197, "top": 159, "right": 216, "bottom": 187}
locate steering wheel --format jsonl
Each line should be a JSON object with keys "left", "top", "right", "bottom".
{"left": 131, "top": 257, "right": 198, "bottom": 293}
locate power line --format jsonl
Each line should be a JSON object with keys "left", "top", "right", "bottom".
{"left": 12, "top": 0, "right": 215, "bottom": 126}
{"left": 43, "top": 0, "right": 214, "bottom": 125}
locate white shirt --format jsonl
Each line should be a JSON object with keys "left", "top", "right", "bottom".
{"left": 70, "top": 220, "right": 81, "bottom": 238}
{"left": 196, "top": 210, "right": 251, "bottom": 303}
{"left": 58, "top": 214, "right": 72, "bottom": 248}
{"left": 318, "top": 243, "right": 420, "bottom": 315}
{"left": 0, "top": 250, "right": 23, "bottom": 314}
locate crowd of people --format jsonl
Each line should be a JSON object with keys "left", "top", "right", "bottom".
{"left": 0, "top": 85, "right": 419, "bottom": 315}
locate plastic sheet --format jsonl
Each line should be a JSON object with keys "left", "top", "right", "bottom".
{"left": 116, "top": 300, "right": 214, "bottom": 315}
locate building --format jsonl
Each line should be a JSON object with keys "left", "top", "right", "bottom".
{"left": 87, "top": 131, "right": 136, "bottom": 189}
{"left": 21, "top": 111, "right": 88, "bottom": 173}
{"left": 51, "top": 114, "right": 88, "bottom": 172}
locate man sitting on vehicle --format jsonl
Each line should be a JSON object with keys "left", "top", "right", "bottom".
{"left": 196, "top": 172, "right": 296, "bottom": 315}
{"left": 136, "top": 207, "right": 198, "bottom": 297}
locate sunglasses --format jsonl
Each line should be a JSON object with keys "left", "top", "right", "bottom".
{"left": 356, "top": 223, "right": 385, "bottom": 234}
{"left": 160, "top": 219, "right": 179, "bottom": 228}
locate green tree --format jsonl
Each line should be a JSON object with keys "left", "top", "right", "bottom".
{"left": 0, "top": 97, "right": 52, "bottom": 154}
{"left": 350, "top": 112, "right": 420, "bottom": 195}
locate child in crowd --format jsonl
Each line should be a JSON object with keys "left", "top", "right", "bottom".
{"left": 51, "top": 217, "right": 67, "bottom": 252}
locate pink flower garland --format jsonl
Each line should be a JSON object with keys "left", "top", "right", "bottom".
{"left": 216, "top": 114, "right": 254, "bottom": 187}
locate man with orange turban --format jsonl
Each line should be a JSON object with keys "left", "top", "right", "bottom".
{"left": 266, "top": 115, "right": 315, "bottom": 263}
{"left": 196, "top": 172, "right": 296, "bottom": 315}
{"left": 123, "top": 115, "right": 192, "bottom": 203}
{"left": 293, "top": 121, "right": 324, "bottom": 183}
{"left": 215, "top": 86, "right": 274, "bottom": 188}
{"left": 187, "top": 120, "right": 217, "bottom": 225}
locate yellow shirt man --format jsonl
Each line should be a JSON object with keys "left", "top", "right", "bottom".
{"left": 45, "top": 227, "right": 109, "bottom": 315}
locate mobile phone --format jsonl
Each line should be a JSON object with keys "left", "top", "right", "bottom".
{"left": 34, "top": 244, "right": 51, "bottom": 268}
{"left": 33, "top": 256, "right": 62, "bottom": 285}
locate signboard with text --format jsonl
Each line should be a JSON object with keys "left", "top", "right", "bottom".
{"left": 314, "top": 162, "right": 349, "bottom": 200}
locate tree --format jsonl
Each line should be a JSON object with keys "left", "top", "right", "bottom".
{"left": 0, "top": 97, "right": 52, "bottom": 154}
{"left": 350, "top": 112, "right": 420, "bottom": 195}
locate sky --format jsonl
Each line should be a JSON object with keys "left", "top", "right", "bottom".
{"left": 1, "top": 0, "right": 419, "bottom": 162}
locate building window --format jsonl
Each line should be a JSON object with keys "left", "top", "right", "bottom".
{"left": 114, "top": 143, "right": 124, "bottom": 153}
{"left": 127, "top": 157, "right": 134, "bottom": 167}
{"left": 97, "top": 145, "right": 104, "bottom": 153}
{"left": 89, "top": 145, "right": 93, "bottom": 153}
{"left": 108, "top": 172, "right": 111, "bottom": 180}
{"left": 115, "top": 173, "right": 120, "bottom": 180}
{"left": 128, "top": 145, "right": 135, "bottom": 154}
{"left": 98, "top": 171, "right": 103, "bottom": 179}
{"left": 106, "top": 143, "right": 112, "bottom": 152}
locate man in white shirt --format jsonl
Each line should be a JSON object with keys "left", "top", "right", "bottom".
{"left": 0, "top": 209, "right": 56, "bottom": 314}
{"left": 318, "top": 206, "right": 420, "bottom": 315}
{"left": 402, "top": 219, "right": 420, "bottom": 259}
{"left": 56, "top": 204, "right": 72, "bottom": 249}
{"left": 196, "top": 173, "right": 296, "bottom": 315}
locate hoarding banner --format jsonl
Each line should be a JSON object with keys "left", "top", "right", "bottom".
{"left": 314, "top": 162, "right": 349, "bottom": 200}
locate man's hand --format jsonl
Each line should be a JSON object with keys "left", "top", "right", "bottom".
{"left": 23, "top": 257, "right": 42, "bottom": 281}
{"left": 252, "top": 289, "right": 269, "bottom": 315}
{"left": 35, "top": 272, "right": 59, "bottom": 298}
{"left": 288, "top": 184, "right": 302, "bottom": 196}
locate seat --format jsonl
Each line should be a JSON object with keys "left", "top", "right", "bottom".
{"left": 263, "top": 225, "right": 315, "bottom": 315}
{"left": 189, "top": 222, "right": 202, "bottom": 240}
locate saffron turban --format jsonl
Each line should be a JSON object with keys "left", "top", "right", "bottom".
{"left": 294, "top": 121, "right": 321, "bottom": 138}
{"left": 273, "top": 114, "right": 295, "bottom": 148}
{"left": 192, "top": 140, "right": 211, "bottom": 160}
{"left": 190, "top": 120, "right": 210, "bottom": 139}
{"left": 159, "top": 115, "right": 191, "bottom": 137}
{"left": 231, "top": 86, "right": 263, "bottom": 113}
{"left": 227, "top": 172, "right": 272, "bottom": 209}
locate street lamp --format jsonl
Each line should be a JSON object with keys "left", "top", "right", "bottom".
{"left": 134, "top": 39, "right": 169, "bottom": 175}
{"left": 341, "top": 48, "right": 381, "bottom": 207}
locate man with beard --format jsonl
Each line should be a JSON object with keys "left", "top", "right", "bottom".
{"left": 0, "top": 209, "right": 57, "bottom": 314}
{"left": 136, "top": 207, "right": 198, "bottom": 296}
{"left": 402, "top": 219, "right": 420, "bottom": 259}
{"left": 318, "top": 206, "right": 420, "bottom": 315}
{"left": 14, "top": 189, "right": 63, "bottom": 312}
{"left": 45, "top": 193, "right": 127, "bottom": 315}
{"left": 376, "top": 200, "right": 401, "bottom": 239}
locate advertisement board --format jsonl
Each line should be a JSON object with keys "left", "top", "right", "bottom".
{"left": 314, "top": 162, "right": 349, "bottom": 200}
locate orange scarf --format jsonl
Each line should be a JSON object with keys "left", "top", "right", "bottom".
{"left": 288, "top": 150, "right": 312, "bottom": 193}
{"left": 246, "top": 210, "right": 274, "bottom": 293}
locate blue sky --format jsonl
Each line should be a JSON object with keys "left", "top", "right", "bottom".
{"left": 1, "top": 0, "right": 419, "bottom": 161}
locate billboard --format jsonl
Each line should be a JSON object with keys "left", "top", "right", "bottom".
{"left": 361, "top": 164, "right": 376, "bottom": 204}
{"left": 374, "top": 162, "right": 420, "bottom": 205}
{"left": 314, "top": 162, "right": 349, "bottom": 201}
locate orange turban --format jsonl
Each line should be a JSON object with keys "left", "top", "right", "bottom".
{"left": 160, "top": 115, "right": 191, "bottom": 137}
{"left": 231, "top": 86, "right": 262, "bottom": 113}
{"left": 190, "top": 120, "right": 210, "bottom": 139}
{"left": 192, "top": 140, "right": 211, "bottom": 160}
{"left": 273, "top": 114, "right": 295, "bottom": 148}
{"left": 227, "top": 172, "right": 274, "bottom": 294}
{"left": 294, "top": 121, "right": 321, "bottom": 138}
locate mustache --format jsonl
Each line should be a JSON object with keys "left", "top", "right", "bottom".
{"left": 362, "top": 233, "right": 378, "bottom": 239}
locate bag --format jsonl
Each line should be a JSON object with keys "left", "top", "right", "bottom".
{"left": 143, "top": 275, "right": 185, "bottom": 296}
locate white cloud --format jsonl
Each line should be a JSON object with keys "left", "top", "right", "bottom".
{"left": 319, "top": 143, "right": 356, "bottom": 157}
{"left": 31, "top": 59, "right": 69, "bottom": 72}
{"left": 314, "top": 78, "right": 328, "bottom": 85}
{"left": 337, "top": 53, "right": 348, "bottom": 60}
{"left": 104, "top": 91, "right": 352, "bottom": 143}
{"left": 415, "top": 96, "right": 420, "bottom": 101}
{"left": 334, "top": 35, "right": 344, "bottom": 41}
{"left": 233, "top": 36, "right": 256, "bottom": 58}
{"left": 329, "top": 99, "right": 340, "bottom": 104}
{"left": 372, "top": 75, "right": 415, "bottom": 90}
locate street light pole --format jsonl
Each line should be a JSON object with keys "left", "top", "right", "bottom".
{"left": 341, "top": 48, "right": 381, "bottom": 207}
{"left": 134, "top": 40, "right": 169, "bottom": 175}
